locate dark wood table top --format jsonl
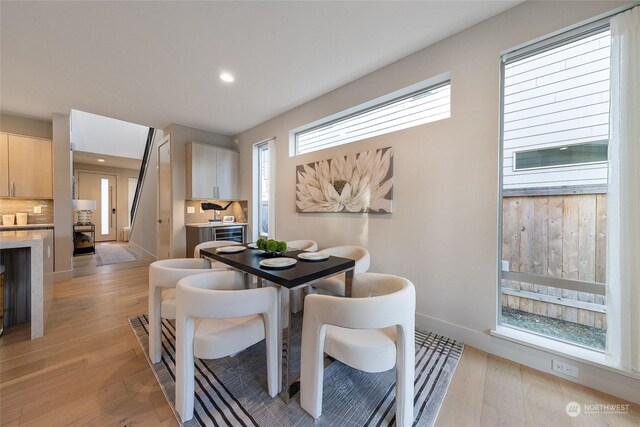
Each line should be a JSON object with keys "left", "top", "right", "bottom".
{"left": 199, "top": 246, "right": 355, "bottom": 289}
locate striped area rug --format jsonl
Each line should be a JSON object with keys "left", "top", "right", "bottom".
{"left": 129, "top": 314, "right": 463, "bottom": 427}
{"left": 95, "top": 242, "right": 141, "bottom": 266}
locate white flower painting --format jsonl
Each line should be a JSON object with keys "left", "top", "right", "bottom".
{"left": 295, "top": 147, "right": 393, "bottom": 213}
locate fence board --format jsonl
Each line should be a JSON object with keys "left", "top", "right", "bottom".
{"left": 578, "top": 195, "right": 596, "bottom": 326}
{"left": 520, "top": 197, "right": 535, "bottom": 292}
{"left": 533, "top": 197, "right": 549, "bottom": 294}
{"left": 547, "top": 196, "right": 564, "bottom": 306}
{"left": 506, "top": 198, "right": 522, "bottom": 291}
{"left": 595, "top": 194, "right": 607, "bottom": 307}
{"left": 562, "top": 196, "right": 580, "bottom": 322}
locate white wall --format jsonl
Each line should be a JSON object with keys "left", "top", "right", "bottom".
{"left": 52, "top": 113, "right": 73, "bottom": 278}
{"left": 129, "top": 129, "right": 164, "bottom": 258}
{"left": 70, "top": 109, "right": 149, "bottom": 160}
{"left": 235, "top": 1, "right": 639, "bottom": 403}
{"left": 0, "top": 113, "right": 53, "bottom": 139}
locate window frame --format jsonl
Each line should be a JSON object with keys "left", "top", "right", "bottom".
{"left": 497, "top": 21, "right": 611, "bottom": 348}
{"left": 290, "top": 72, "right": 451, "bottom": 156}
{"left": 512, "top": 141, "right": 609, "bottom": 171}
{"left": 257, "top": 141, "right": 270, "bottom": 238}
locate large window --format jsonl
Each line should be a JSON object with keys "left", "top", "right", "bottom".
{"left": 294, "top": 79, "right": 450, "bottom": 155}
{"left": 499, "top": 24, "right": 611, "bottom": 349}
{"left": 257, "top": 142, "right": 270, "bottom": 237}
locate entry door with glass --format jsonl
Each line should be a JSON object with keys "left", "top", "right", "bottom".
{"left": 78, "top": 171, "right": 117, "bottom": 242}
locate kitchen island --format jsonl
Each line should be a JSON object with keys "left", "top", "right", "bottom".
{"left": 0, "top": 230, "right": 54, "bottom": 339}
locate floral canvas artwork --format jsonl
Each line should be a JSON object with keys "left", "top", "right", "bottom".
{"left": 295, "top": 147, "right": 393, "bottom": 213}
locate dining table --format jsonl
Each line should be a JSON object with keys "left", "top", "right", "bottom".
{"left": 199, "top": 245, "right": 356, "bottom": 402}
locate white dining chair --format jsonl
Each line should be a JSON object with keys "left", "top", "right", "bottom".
{"left": 300, "top": 273, "right": 416, "bottom": 426}
{"left": 287, "top": 239, "right": 319, "bottom": 313}
{"left": 194, "top": 239, "right": 242, "bottom": 267}
{"left": 311, "top": 246, "right": 370, "bottom": 296}
{"left": 175, "top": 271, "right": 279, "bottom": 422}
{"left": 286, "top": 240, "right": 318, "bottom": 252}
{"left": 148, "top": 258, "right": 240, "bottom": 364}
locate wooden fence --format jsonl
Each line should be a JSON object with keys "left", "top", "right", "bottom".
{"left": 501, "top": 194, "right": 607, "bottom": 329}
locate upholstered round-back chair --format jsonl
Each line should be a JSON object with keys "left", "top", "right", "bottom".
{"left": 148, "top": 258, "right": 213, "bottom": 364}
{"left": 287, "top": 240, "right": 319, "bottom": 312}
{"left": 193, "top": 239, "right": 241, "bottom": 258}
{"left": 312, "top": 246, "right": 370, "bottom": 296}
{"left": 301, "top": 273, "right": 416, "bottom": 426}
{"left": 286, "top": 240, "right": 318, "bottom": 252}
{"left": 175, "top": 271, "right": 279, "bottom": 422}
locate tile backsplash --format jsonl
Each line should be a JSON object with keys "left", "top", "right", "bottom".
{"left": 0, "top": 198, "right": 54, "bottom": 225}
{"left": 185, "top": 200, "right": 248, "bottom": 224}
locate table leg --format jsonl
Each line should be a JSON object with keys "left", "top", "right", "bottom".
{"left": 345, "top": 268, "right": 354, "bottom": 297}
{"left": 279, "top": 287, "right": 295, "bottom": 402}
{"left": 243, "top": 272, "right": 250, "bottom": 289}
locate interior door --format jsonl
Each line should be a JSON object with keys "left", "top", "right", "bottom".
{"left": 78, "top": 171, "right": 117, "bottom": 242}
{"left": 157, "top": 137, "right": 172, "bottom": 259}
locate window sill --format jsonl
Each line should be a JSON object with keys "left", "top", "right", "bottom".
{"left": 491, "top": 325, "right": 640, "bottom": 381}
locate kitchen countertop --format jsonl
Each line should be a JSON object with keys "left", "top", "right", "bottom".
{"left": 185, "top": 222, "right": 248, "bottom": 228}
{"left": 0, "top": 223, "right": 54, "bottom": 230}
{"left": 0, "top": 229, "right": 52, "bottom": 246}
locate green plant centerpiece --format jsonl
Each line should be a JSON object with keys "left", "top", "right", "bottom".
{"left": 256, "top": 238, "right": 288, "bottom": 257}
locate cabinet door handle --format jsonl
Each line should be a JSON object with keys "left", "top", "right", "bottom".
{"left": 11, "top": 182, "right": 15, "bottom": 196}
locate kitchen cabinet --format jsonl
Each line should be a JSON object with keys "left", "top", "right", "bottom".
{"left": 1, "top": 133, "right": 53, "bottom": 198}
{"left": 186, "top": 142, "right": 238, "bottom": 200}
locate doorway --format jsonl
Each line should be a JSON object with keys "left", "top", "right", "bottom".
{"left": 157, "top": 136, "right": 172, "bottom": 259}
{"left": 78, "top": 171, "right": 117, "bottom": 242}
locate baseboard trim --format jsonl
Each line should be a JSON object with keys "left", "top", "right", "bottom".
{"left": 415, "top": 312, "right": 640, "bottom": 405}
{"left": 53, "top": 270, "right": 73, "bottom": 281}
{"left": 128, "top": 241, "right": 157, "bottom": 260}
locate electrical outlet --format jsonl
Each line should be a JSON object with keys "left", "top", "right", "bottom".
{"left": 187, "top": 206, "right": 195, "bottom": 214}
{"left": 501, "top": 260, "right": 509, "bottom": 271}
{"left": 552, "top": 360, "right": 579, "bottom": 378}
{"left": 34, "top": 206, "right": 42, "bottom": 214}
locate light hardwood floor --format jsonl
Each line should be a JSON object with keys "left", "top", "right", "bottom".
{"left": 1, "top": 256, "right": 637, "bottom": 426}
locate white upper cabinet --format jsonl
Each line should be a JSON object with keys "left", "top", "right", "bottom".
{"left": 186, "top": 142, "right": 238, "bottom": 200}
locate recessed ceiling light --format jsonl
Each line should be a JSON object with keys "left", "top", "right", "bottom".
{"left": 97, "top": 158, "right": 105, "bottom": 162}
{"left": 220, "top": 72, "right": 235, "bottom": 83}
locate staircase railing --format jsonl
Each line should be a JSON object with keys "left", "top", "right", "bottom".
{"left": 130, "top": 127, "right": 156, "bottom": 228}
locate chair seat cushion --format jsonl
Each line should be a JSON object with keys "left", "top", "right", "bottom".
{"left": 161, "top": 289, "right": 176, "bottom": 320}
{"left": 314, "top": 275, "right": 345, "bottom": 296}
{"left": 194, "top": 315, "right": 265, "bottom": 360}
{"left": 324, "top": 325, "right": 397, "bottom": 373}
